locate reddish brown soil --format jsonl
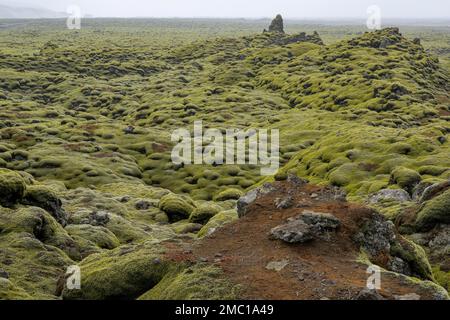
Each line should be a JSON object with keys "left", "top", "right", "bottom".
{"left": 167, "top": 181, "right": 439, "bottom": 300}
{"left": 439, "top": 109, "right": 450, "bottom": 117}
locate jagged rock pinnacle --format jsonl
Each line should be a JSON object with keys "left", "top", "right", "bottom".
{"left": 268, "top": 14, "right": 284, "bottom": 34}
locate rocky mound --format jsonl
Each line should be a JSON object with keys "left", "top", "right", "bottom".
{"left": 189, "top": 179, "right": 448, "bottom": 300}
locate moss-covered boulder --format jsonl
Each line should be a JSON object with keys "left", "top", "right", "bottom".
{"left": 198, "top": 209, "right": 238, "bottom": 238}
{"left": 0, "top": 206, "right": 76, "bottom": 299}
{"left": 65, "top": 224, "right": 120, "bottom": 258}
{"left": 390, "top": 167, "right": 422, "bottom": 194}
{"left": 390, "top": 237, "right": 434, "bottom": 281}
{"left": 189, "top": 202, "right": 222, "bottom": 224}
{"left": 214, "top": 188, "right": 244, "bottom": 201}
{"left": 158, "top": 194, "right": 196, "bottom": 222}
{"left": 0, "top": 278, "right": 33, "bottom": 300}
{"left": 415, "top": 189, "right": 450, "bottom": 231}
{"left": 138, "top": 264, "right": 240, "bottom": 300}
{"left": 22, "top": 185, "right": 67, "bottom": 226}
{"left": 62, "top": 240, "right": 176, "bottom": 300}
{"left": 0, "top": 206, "right": 80, "bottom": 260}
{"left": 0, "top": 169, "right": 26, "bottom": 207}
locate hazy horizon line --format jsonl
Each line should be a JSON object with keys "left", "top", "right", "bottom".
{"left": 1, "top": 16, "right": 450, "bottom": 20}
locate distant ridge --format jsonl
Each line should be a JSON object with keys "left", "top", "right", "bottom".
{"left": 0, "top": 4, "right": 67, "bottom": 19}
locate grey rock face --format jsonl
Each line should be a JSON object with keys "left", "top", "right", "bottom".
{"left": 270, "top": 219, "right": 314, "bottom": 244}
{"left": 274, "top": 196, "right": 294, "bottom": 209}
{"left": 300, "top": 211, "right": 341, "bottom": 232}
{"left": 354, "top": 213, "right": 396, "bottom": 258}
{"left": 356, "top": 288, "right": 385, "bottom": 300}
{"left": 237, "top": 183, "right": 276, "bottom": 218}
{"left": 369, "top": 189, "right": 411, "bottom": 204}
{"left": 270, "top": 210, "right": 341, "bottom": 244}
{"left": 388, "top": 257, "right": 412, "bottom": 276}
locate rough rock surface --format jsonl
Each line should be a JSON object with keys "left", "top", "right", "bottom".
{"left": 270, "top": 210, "right": 341, "bottom": 244}
{"left": 356, "top": 288, "right": 385, "bottom": 300}
{"left": 369, "top": 189, "right": 411, "bottom": 204}
{"left": 268, "top": 14, "right": 284, "bottom": 33}
{"left": 354, "top": 212, "right": 396, "bottom": 258}
{"left": 270, "top": 219, "right": 314, "bottom": 243}
{"left": 419, "top": 179, "right": 450, "bottom": 203}
{"left": 274, "top": 196, "right": 294, "bottom": 209}
{"left": 237, "top": 183, "right": 276, "bottom": 218}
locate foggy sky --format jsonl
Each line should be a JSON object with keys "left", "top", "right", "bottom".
{"left": 3, "top": 0, "right": 450, "bottom": 18}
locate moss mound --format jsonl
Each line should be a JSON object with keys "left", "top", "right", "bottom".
{"left": 0, "top": 278, "right": 33, "bottom": 300}
{"left": 415, "top": 190, "right": 450, "bottom": 231}
{"left": 198, "top": 209, "right": 238, "bottom": 238}
{"left": 390, "top": 167, "right": 422, "bottom": 194}
{"left": 62, "top": 241, "right": 175, "bottom": 300}
{"left": 65, "top": 224, "right": 120, "bottom": 258}
{"left": 139, "top": 264, "right": 240, "bottom": 300}
{"left": 22, "top": 185, "right": 67, "bottom": 226}
{"left": 0, "top": 169, "right": 26, "bottom": 207}
{"left": 158, "top": 194, "right": 196, "bottom": 222}
{"left": 391, "top": 237, "right": 434, "bottom": 281}
{"left": 214, "top": 188, "right": 244, "bottom": 201}
{"left": 189, "top": 203, "right": 222, "bottom": 224}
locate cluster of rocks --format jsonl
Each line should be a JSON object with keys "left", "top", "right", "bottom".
{"left": 263, "top": 15, "right": 324, "bottom": 46}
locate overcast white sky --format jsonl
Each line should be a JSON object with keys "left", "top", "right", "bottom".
{"left": 3, "top": 0, "right": 450, "bottom": 18}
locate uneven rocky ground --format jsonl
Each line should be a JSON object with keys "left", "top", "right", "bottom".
{"left": 0, "top": 18, "right": 449, "bottom": 299}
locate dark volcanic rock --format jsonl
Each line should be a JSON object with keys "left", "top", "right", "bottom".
{"left": 22, "top": 186, "right": 68, "bottom": 226}
{"left": 354, "top": 212, "right": 396, "bottom": 258}
{"left": 270, "top": 219, "right": 314, "bottom": 243}
{"left": 270, "top": 210, "right": 341, "bottom": 244}
{"left": 300, "top": 211, "right": 341, "bottom": 232}
{"left": 356, "top": 288, "right": 385, "bottom": 300}
{"left": 274, "top": 196, "right": 294, "bottom": 209}
{"left": 268, "top": 14, "right": 284, "bottom": 34}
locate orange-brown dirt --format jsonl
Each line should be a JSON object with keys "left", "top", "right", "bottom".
{"left": 166, "top": 181, "right": 438, "bottom": 300}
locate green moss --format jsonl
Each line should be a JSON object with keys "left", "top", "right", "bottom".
{"left": 158, "top": 193, "right": 196, "bottom": 222}
{"left": 418, "top": 166, "right": 448, "bottom": 177}
{"left": 0, "top": 278, "right": 33, "bottom": 300}
{"left": 415, "top": 189, "right": 450, "bottom": 231}
{"left": 433, "top": 266, "right": 450, "bottom": 293}
{"left": 390, "top": 167, "right": 422, "bottom": 193}
{"left": 139, "top": 264, "right": 240, "bottom": 300}
{"left": 189, "top": 202, "right": 222, "bottom": 224}
{"left": 65, "top": 224, "right": 120, "bottom": 257}
{"left": 214, "top": 188, "right": 244, "bottom": 201}
{"left": 0, "top": 169, "right": 26, "bottom": 207}
{"left": 198, "top": 209, "right": 238, "bottom": 238}
{"left": 63, "top": 241, "right": 175, "bottom": 300}
{"left": 21, "top": 185, "right": 66, "bottom": 225}
{"left": 390, "top": 237, "right": 434, "bottom": 281}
